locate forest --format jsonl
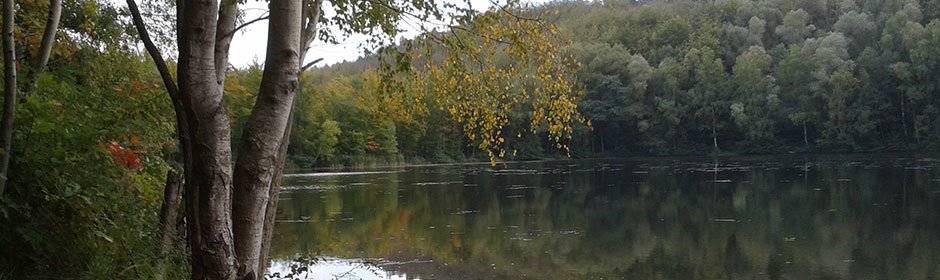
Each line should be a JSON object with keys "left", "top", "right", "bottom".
{"left": 274, "top": 0, "right": 940, "bottom": 169}
{"left": 0, "top": 0, "right": 937, "bottom": 279}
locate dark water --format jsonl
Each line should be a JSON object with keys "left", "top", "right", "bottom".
{"left": 267, "top": 155, "right": 940, "bottom": 279}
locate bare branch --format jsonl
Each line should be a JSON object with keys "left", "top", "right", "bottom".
{"left": 126, "top": 0, "right": 190, "bottom": 185}
{"left": 219, "top": 13, "right": 270, "bottom": 41}
{"left": 127, "top": 0, "right": 178, "bottom": 97}
{"left": 301, "top": 58, "right": 324, "bottom": 71}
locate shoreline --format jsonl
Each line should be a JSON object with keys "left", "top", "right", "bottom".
{"left": 284, "top": 150, "right": 939, "bottom": 175}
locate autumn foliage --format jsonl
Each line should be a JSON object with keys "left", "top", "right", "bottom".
{"left": 103, "top": 139, "right": 143, "bottom": 170}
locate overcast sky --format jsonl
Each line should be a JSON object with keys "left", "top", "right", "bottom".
{"left": 227, "top": 0, "right": 550, "bottom": 68}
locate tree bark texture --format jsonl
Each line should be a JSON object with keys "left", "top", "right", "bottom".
{"left": 156, "top": 170, "right": 184, "bottom": 280}
{"left": 0, "top": 0, "right": 62, "bottom": 195}
{"left": 24, "top": 0, "right": 61, "bottom": 94}
{"left": 0, "top": 0, "right": 17, "bottom": 195}
{"left": 231, "top": 0, "right": 302, "bottom": 278}
{"left": 177, "top": 0, "right": 237, "bottom": 277}
{"left": 133, "top": 0, "right": 321, "bottom": 278}
{"left": 158, "top": 170, "right": 183, "bottom": 246}
{"left": 214, "top": 0, "right": 237, "bottom": 82}
{"left": 257, "top": 2, "right": 321, "bottom": 275}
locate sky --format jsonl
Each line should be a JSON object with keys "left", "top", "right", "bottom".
{"left": 227, "top": 0, "right": 551, "bottom": 68}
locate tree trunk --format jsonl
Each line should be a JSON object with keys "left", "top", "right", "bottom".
{"left": 126, "top": 0, "right": 190, "bottom": 162}
{"left": 158, "top": 170, "right": 183, "bottom": 241}
{"left": 177, "top": 0, "right": 237, "bottom": 277}
{"left": 231, "top": 0, "right": 302, "bottom": 278}
{"left": 156, "top": 170, "right": 183, "bottom": 280}
{"left": 256, "top": 107, "right": 293, "bottom": 276}
{"left": 900, "top": 97, "right": 907, "bottom": 139}
{"left": 133, "top": 0, "right": 321, "bottom": 278}
{"left": 215, "top": 0, "right": 237, "bottom": 81}
{"left": 24, "top": 0, "right": 62, "bottom": 95}
{"left": 0, "top": 0, "right": 17, "bottom": 195}
{"left": 0, "top": 0, "right": 63, "bottom": 195}
{"left": 257, "top": 3, "right": 322, "bottom": 275}
{"left": 126, "top": 5, "right": 196, "bottom": 278}
{"left": 803, "top": 123, "right": 808, "bottom": 146}
{"left": 712, "top": 126, "right": 718, "bottom": 151}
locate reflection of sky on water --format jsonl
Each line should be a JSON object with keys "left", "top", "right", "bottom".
{"left": 268, "top": 155, "right": 940, "bottom": 279}
{"left": 284, "top": 171, "right": 402, "bottom": 178}
{"left": 268, "top": 258, "right": 413, "bottom": 280}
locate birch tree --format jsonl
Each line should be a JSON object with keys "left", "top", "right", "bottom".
{"left": 0, "top": 0, "right": 62, "bottom": 195}
{"left": 127, "top": 0, "right": 584, "bottom": 279}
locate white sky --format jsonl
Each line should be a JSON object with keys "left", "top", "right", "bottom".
{"left": 227, "top": 0, "right": 551, "bottom": 68}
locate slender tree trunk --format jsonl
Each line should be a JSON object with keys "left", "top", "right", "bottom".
{"left": 126, "top": 0, "right": 190, "bottom": 160}
{"left": 0, "top": 0, "right": 62, "bottom": 195}
{"left": 215, "top": 0, "right": 237, "bottom": 81}
{"left": 712, "top": 126, "right": 718, "bottom": 151}
{"left": 126, "top": 4, "right": 197, "bottom": 277}
{"left": 803, "top": 123, "right": 808, "bottom": 146}
{"left": 900, "top": 97, "right": 907, "bottom": 139}
{"left": 158, "top": 170, "right": 183, "bottom": 245}
{"left": 231, "top": 0, "right": 302, "bottom": 278}
{"left": 156, "top": 170, "right": 183, "bottom": 280}
{"left": 0, "top": 0, "right": 16, "bottom": 195}
{"left": 24, "top": 0, "right": 61, "bottom": 94}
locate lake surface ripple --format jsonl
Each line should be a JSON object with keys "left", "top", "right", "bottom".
{"left": 268, "top": 154, "right": 940, "bottom": 279}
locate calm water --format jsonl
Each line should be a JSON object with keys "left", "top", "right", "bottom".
{"left": 267, "top": 155, "right": 940, "bottom": 279}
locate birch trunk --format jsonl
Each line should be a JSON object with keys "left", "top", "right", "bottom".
{"left": 177, "top": 0, "right": 237, "bottom": 277}
{"left": 803, "top": 123, "right": 808, "bottom": 146}
{"left": 257, "top": 3, "right": 322, "bottom": 275}
{"left": 24, "top": 0, "right": 62, "bottom": 94}
{"left": 0, "top": 0, "right": 61, "bottom": 194}
{"left": 232, "top": 0, "right": 302, "bottom": 279}
{"left": 712, "top": 126, "right": 718, "bottom": 151}
{"left": 0, "top": 0, "right": 15, "bottom": 195}
{"left": 231, "top": 0, "right": 302, "bottom": 278}
{"left": 156, "top": 171, "right": 183, "bottom": 280}
{"left": 133, "top": 0, "right": 320, "bottom": 278}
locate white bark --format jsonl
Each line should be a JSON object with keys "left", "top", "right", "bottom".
{"left": 231, "top": 0, "right": 303, "bottom": 278}
{"left": 177, "top": 0, "right": 237, "bottom": 278}
{"left": 0, "top": 0, "right": 16, "bottom": 195}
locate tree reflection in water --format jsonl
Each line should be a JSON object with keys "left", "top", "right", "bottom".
{"left": 268, "top": 155, "right": 940, "bottom": 279}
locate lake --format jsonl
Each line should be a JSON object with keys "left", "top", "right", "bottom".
{"left": 266, "top": 154, "right": 940, "bottom": 279}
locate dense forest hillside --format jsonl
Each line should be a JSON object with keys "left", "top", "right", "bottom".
{"left": 254, "top": 0, "right": 940, "bottom": 168}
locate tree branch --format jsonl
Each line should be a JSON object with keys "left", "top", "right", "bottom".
{"left": 300, "top": 58, "right": 323, "bottom": 71}
{"left": 218, "top": 13, "right": 269, "bottom": 41}
{"left": 127, "top": 0, "right": 190, "bottom": 157}
{"left": 299, "top": 0, "right": 323, "bottom": 61}
{"left": 214, "top": 0, "right": 238, "bottom": 81}
{"left": 127, "top": 0, "right": 178, "bottom": 98}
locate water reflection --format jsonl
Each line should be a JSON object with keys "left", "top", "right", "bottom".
{"left": 268, "top": 155, "right": 940, "bottom": 279}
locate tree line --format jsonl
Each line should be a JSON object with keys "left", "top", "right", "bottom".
{"left": 562, "top": 0, "right": 940, "bottom": 155}
{"left": 280, "top": 0, "right": 939, "bottom": 169}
